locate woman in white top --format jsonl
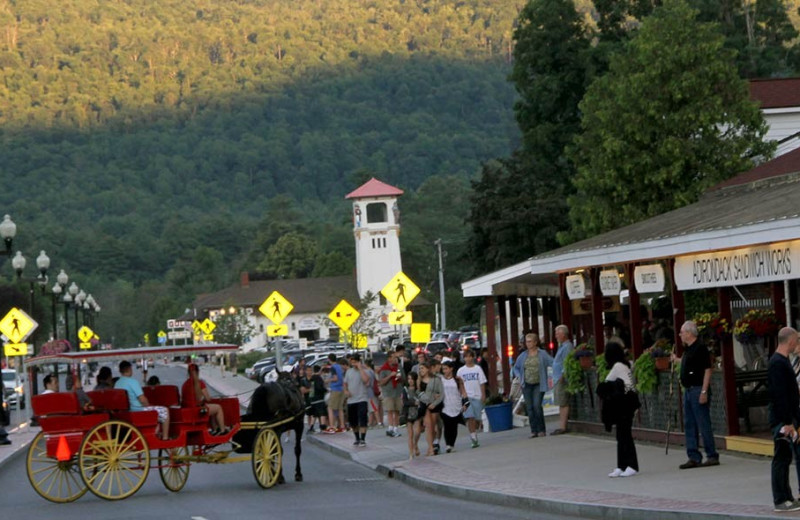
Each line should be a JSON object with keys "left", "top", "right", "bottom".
{"left": 440, "top": 362, "right": 467, "bottom": 453}
{"left": 604, "top": 341, "right": 639, "bottom": 478}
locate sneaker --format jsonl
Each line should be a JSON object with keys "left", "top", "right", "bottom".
{"left": 353, "top": 440, "right": 360, "bottom": 446}
{"left": 608, "top": 468, "right": 623, "bottom": 478}
{"left": 358, "top": 440, "right": 367, "bottom": 447}
{"left": 679, "top": 459, "right": 701, "bottom": 470}
{"left": 386, "top": 430, "right": 394, "bottom": 437}
{"left": 774, "top": 500, "right": 800, "bottom": 512}
{"left": 620, "top": 467, "right": 638, "bottom": 477}
{"left": 471, "top": 439, "right": 480, "bottom": 449}
{"left": 433, "top": 443, "right": 440, "bottom": 455}
{"left": 322, "top": 427, "right": 336, "bottom": 434}
{"left": 0, "top": 439, "right": 10, "bottom": 446}
{"left": 335, "top": 428, "right": 346, "bottom": 433}
{"left": 391, "top": 431, "right": 402, "bottom": 438}
{"left": 701, "top": 457, "right": 720, "bottom": 467}
{"left": 445, "top": 446, "right": 453, "bottom": 453}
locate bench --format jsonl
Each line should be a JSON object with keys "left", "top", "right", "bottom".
{"left": 86, "top": 388, "right": 158, "bottom": 434}
{"left": 32, "top": 392, "right": 109, "bottom": 458}
{"left": 735, "top": 369, "right": 770, "bottom": 433}
{"left": 143, "top": 385, "right": 180, "bottom": 407}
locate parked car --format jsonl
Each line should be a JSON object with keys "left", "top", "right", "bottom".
{"left": 423, "top": 341, "right": 457, "bottom": 358}
{"left": 2, "top": 369, "right": 25, "bottom": 410}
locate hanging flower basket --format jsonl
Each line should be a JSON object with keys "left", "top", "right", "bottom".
{"left": 734, "top": 309, "right": 780, "bottom": 344}
{"left": 654, "top": 356, "right": 670, "bottom": 371}
{"left": 694, "top": 312, "right": 731, "bottom": 343}
{"left": 649, "top": 339, "right": 672, "bottom": 372}
{"left": 573, "top": 343, "right": 594, "bottom": 371}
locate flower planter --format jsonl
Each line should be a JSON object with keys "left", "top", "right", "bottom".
{"left": 484, "top": 401, "right": 513, "bottom": 432}
{"left": 654, "top": 357, "right": 670, "bottom": 371}
{"left": 579, "top": 356, "right": 594, "bottom": 370}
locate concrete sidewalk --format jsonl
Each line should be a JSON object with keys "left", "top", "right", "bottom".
{"left": 307, "top": 419, "right": 788, "bottom": 520}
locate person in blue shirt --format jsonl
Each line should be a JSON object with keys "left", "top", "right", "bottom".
{"left": 115, "top": 361, "right": 170, "bottom": 440}
{"left": 551, "top": 325, "right": 574, "bottom": 435}
{"left": 512, "top": 333, "right": 554, "bottom": 438}
{"left": 324, "top": 354, "right": 346, "bottom": 433}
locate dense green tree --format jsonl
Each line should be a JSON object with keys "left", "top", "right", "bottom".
{"left": 565, "top": 0, "right": 773, "bottom": 243}
{"left": 469, "top": 0, "right": 590, "bottom": 273}
{"left": 258, "top": 232, "right": 319, "bottom": 279}
{"left": 214, "top": 307, "right": 257, "bottom": 346}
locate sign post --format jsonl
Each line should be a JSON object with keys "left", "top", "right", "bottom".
{"left": 381, "top": 271, "right": 421, "bottom": 348}
{"left": 259, "top": 291, "right": 294, "bottom": 372}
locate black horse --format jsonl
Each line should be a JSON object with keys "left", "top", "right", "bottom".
{"left": 233, "top": 374, "right": 305, "bottom": 483}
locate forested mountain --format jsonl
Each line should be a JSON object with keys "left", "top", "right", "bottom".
{"left": 0, "top": 0, "right": 524, "bottom": 344}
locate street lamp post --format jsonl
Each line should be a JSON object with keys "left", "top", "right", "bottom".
{"left": 74, "top": 289, "right": 86, "bottom": 348}
{"left": 0, "top": 215, "right": 14, "bottom": 445}
{"left": 11, "top": 250, "right": 49, "bottom": 401}
{"left": 51, "top": 269, "right": 69, "bottom": 340}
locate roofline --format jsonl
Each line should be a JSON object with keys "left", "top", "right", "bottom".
{"left": 461, "top": 259, "right": 533, "bottom": 297}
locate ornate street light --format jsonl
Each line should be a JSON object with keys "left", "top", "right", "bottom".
{"left": 0, "top": 214, "right": 17, "bottom": 255}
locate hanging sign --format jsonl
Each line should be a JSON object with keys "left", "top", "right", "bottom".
{"left": 565, "top": 274, "right": 586, "bottom": 300}
{"left": 634, "top": 264, "right": 665, "bottom": 293}
{"left": 599, "top": 270, "right": 621, "bottom": 296}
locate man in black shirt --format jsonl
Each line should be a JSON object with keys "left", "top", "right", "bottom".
{"left": 768, "top": 327, "right": 800, "bottom": 512}
{"left": 672, "top": 320, "right": 719, "bottom": 469}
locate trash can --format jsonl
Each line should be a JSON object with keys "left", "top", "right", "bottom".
{"left": 484, "top": 401, "right": 513, "bottom": 432}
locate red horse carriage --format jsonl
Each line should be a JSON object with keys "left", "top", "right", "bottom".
{"left": 24, "top": 344, "right": 293, "bottom": 502}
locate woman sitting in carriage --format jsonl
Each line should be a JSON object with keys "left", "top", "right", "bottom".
{"left": 182, "top": 363, "right": 229, "bottom": 436}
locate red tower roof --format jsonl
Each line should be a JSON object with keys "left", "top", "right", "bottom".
{"left": 345, "top": 178, "right": 404, "bottom": 199}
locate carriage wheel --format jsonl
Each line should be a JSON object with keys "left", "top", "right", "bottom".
{"left": 252, "top": 428, "right": 282, "bottom": 489}
{"left": 158, "top": 446, "right": 190, "bottom": 492}
{"left": 79, "top": 420, "right": 150, "bottom": 500}
{"left": 26, "top": 431, "right": 88, "bottom": 503}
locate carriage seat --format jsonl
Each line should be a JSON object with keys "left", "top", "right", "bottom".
{"left": 143, "top": 385, "right": 180, "bottom": 407}
{"left": 86, "top": 388, "right": 158, "bottom": 428}
{"left": 33, "top": 392, "right": 109, "bottom": 441}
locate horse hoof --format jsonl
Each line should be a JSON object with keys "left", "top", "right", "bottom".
{"left": 295, "top": 474, "right": 303, "bottom": 482}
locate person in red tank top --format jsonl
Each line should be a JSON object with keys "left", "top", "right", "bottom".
{"left": 182, "top": 363, "right": 229, "bottom": 435}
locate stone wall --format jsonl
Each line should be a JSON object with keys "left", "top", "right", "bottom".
{"left": 569, "top": 369, "right": 728, "bottom": 435}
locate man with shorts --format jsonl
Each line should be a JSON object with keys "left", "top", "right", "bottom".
{"left": 457, "top": 349, "right": 487, "bottom": 448}
{"left": 379, "top": 352, "right": 403, "bottom": 437}
{"left": 307, "top": 365, "right": 328, "bottom": 432}
{"left": 325, "top": 353, "right": 346, "bottom": 433}
{"left": 344, "top": 354, "right": 370, "bottom": 446}
{"left": 115, "top": 360, "right": 171, "bottom": 440}
{"left": 551, "top": 324, "right": 574, "bottom": 435}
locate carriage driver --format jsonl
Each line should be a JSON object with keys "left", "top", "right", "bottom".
{"left": 115, "top": 360, "right": 171, "bottom": 441}
{"left": 182, "top": 363, "right": 229, "bottom": 436}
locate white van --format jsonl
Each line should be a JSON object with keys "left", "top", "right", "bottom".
{"left": 2, "top": 368, "right": 25, "bottom": 409}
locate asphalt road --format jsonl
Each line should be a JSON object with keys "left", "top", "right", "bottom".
{"left": 1, "top": 363, "right": 579, "bottom": 519}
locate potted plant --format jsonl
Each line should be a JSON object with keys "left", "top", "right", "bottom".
{"left": 483, "top": 392, "right": 512, "bottom": 432}
{"left": 564, "top": 352, "right": 587, "bottom": 394}
{"left": 650, "top": 339, "right": 672, "bottom": 371}
{"left": 734, "top": 309, "right": 780, "bottom": 344}
{"left": 574, "top": 343, "right": 595, "bottom": 370}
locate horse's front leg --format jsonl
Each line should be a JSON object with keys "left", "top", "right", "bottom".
{"left": 295, "top": 422, "right": 303, "bottom": 482}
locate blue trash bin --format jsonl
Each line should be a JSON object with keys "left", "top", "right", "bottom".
{"left": 484, "top": 401, "right": 513, "bottom": 432}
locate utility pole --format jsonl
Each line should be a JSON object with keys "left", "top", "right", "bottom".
{"left": 435, "top": 239, "right": 446, "bottom": 331}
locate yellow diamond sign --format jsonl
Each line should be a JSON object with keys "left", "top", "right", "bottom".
{"left": 200, "top": 318, "right": 216, "bottom": 334}
{"left": 410, "top": 323, "right": 431, "bottom": 343}
{"left": 78, "top": 326, "right": 95, "bottom": 343}
{"left": 388, "top": 311, "right": 412, "bottom": 325}
{"left": 267, "top": 324, "right": 288, "bottom": 337}
{"left": 381, "top": 271, "right": 420, "bottom": 310}
{"left": 259, "top": 291, "right": 294, "bottom": 325}
{"left": 328, "top": 300, "right": 360, "bottom": 331}
{"left": 0, "top": 307, "right": 38, "bottom": 344}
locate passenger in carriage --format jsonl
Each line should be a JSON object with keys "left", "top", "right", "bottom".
{"left": 41, "top": 374, "right": 58, "bottom": 394}
{"left": 115, "top": 361, "right": 171, "bottom": 441}
{"left": 182, "top": 363, "right": 229, "bottom": 436}
{"left": 95, "top": 366, "right": 113, "bottom": 389}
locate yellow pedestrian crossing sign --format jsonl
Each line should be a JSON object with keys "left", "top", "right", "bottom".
{"left": 388, "top": 311, "right": 412, "bottom": 325}
{"left": 200, "top": 319, "right": 216, "bottom": 334}
{"left": 259, "top": 291, "right": 294, "bottom": 325}
{"left": 267, "top": 324, "right": 288, "bottom": 337}
{"left": 328, "top": 300, "right": 360, "bottom": 331}
{"left": 4, "top": 343, "right": 28, "bottom": 356}
{"left": 381, "top": 271, "right": 420, "bottom": 310}
{"left": 192, "top": 320, "right": 202, "bottom": 332}
{"left": 0, "top": 307, "right": 38, "bottom": 344}
{"left": 410, "top": 323, "right": 431, "bottom": 343}
{"left": 78, "top": 326, "right": 95, "bottom": 343}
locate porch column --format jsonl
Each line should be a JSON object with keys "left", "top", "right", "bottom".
{"left": 509, "top": 296, "right": 520, "bottom": 359}
{"left": 521, "top": 297, "right": 531, "bottom": 333}
{"left": 669, "top": 258, "right": 686, "bottom": 355}
{"left": 591, "top": 268, "right": 605, "bottom": 355}
{"left": 559, "top": 272, "right": 573, "bottom": 332}
{"left": 498, "top": 296, "right": 511, "bottom": 395}
{"left": 718, "top": 287, "right": 739, "bottom": 436}
{"left": 484, "top": 296, "right": 499, "bottom": 394}
{"left": 530, "top": 297, "right": 540, "bottom": 335}
{"left": 773, "top": 282, "right": 787, "bottom": 327}
{"left": 542, "top": 297, "right": 553, "bottom": 351}
{"left": 625, "top": 263, "right": 643, "bottom": 359}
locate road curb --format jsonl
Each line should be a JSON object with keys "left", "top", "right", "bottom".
{"left": 0, "top": 428, "right": 34, "bottom": 472}
{"left": 309, "top": 434, "right": 779, "bottom": 520}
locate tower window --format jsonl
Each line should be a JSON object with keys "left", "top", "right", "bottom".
{"left": 366, "top": 202, "right": 388, "bottom": 223}
{"left": 382, "top": 237, "right": 386, "bottom": 247}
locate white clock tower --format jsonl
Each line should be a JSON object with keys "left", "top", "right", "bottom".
{"left": 345, "top": 178, "right": 404, "bottom": 301}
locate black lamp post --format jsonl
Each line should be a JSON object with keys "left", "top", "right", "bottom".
{"left": 11, "top": 250, "right": 49, "bottom": 401}
{"left": 51, "top": 269, "right": 68, "bottom": 340}
{"left": 0, "top": 215, "right": 14, "bottom": 445}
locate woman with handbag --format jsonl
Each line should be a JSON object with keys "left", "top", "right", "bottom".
{"left": 403, "top": 371, "right": 423, "bottom": 458}
{"left": 418, "top": 361, "right": 444, "bottom": 456}
{"left": 599, "top": 341, "right": 639, "bottom": 478}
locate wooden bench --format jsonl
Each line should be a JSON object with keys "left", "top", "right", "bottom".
{"left": 735, "top": 369, "right": 770, "bottom": 433}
